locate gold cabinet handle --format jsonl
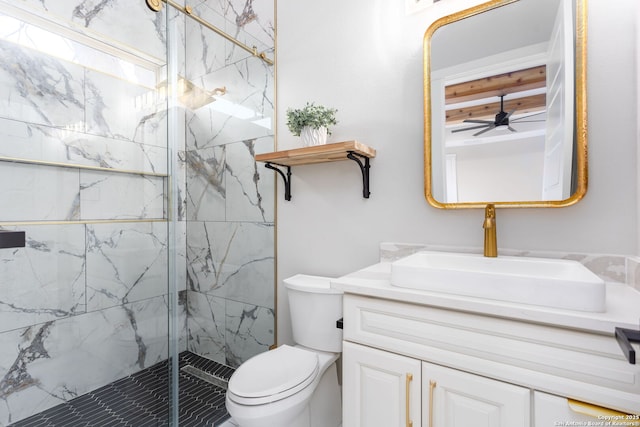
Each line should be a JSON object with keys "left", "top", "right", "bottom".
{"left": 406, "top": 373, "right": 413, "bottom": 427}
{"left": 428, "top": 380, "right": 437, "bottom": 427}
{"left": 567, "top": 398, "right": 630, "bottom": 418}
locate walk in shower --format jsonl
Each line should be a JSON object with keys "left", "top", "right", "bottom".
{"left": 0, "top": 0, "right": 275, "bottom": 425}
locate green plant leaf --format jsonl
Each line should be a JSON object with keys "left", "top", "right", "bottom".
{"left": 286, "top": 102, "right": 338, "bottom": 136}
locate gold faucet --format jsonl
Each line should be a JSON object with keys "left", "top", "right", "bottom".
{"left": 483, "top": 204, "right": 498, "bottom": 257}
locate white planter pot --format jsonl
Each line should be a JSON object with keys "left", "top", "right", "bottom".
{"left": 300, "top": 126, "right": 328, "bottom": 147}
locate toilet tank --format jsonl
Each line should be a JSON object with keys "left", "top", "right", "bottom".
{"left": 284, "top": 274, "right": 343, "bottom": 353}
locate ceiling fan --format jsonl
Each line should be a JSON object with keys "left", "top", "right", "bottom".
{"left": 451, "top": 95, "right": 545, "bottom": 137}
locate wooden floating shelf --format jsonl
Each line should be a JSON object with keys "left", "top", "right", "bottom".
{"left": 255, "top": 140, "right": 376, "bottom": 200}
{"left": 255, "top": 140, "right": 376, "bottom": 166}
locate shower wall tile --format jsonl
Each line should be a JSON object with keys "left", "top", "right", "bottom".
{"left": 186, "top": 291, "right": 226, "bottom": 364}
{"left": 13, "top": 0, "right": 167, "bottom": 60}
{"left": 185, "top": 146, "right": 226, "bottom": 221}
{"left": 176, "top": 150, "right": 188, "bottom": 221}
{"left": 0, "top": 162, "right": 80, "bottom": 222}
{"left": 0, "top": 225, "right": 86, "bottom": 333}
{"left": 185, "top": 107, "right": 215, "bottom": 151}
{"left": 0, "top": 118, "right": 168, "bottom": 175}
{"left": 191, "top": 3, "right": 265, "bottom": 66}
{"left": 193, "top": 0, "right": 275, "bottom": 52}
{"left": 627, "top": 257, "right": 640, "bottom": 291}
{"left": 67, "top": 1, "right": 167, "bottom": 60}
{"left": 222, "top": 24, "right": 272, "bottom": 67}
{"left": 85, "top": 70, "right": 167, "bottom": 146}
{"left": 86, "top": 222, "right": 168, "bottom": 311}
{"left": 225, "top": 137, "right": 274, "bottom": 222}
{"left": 172, "top": 106, "right": 188, "bottom": 221}
{"left": 187, "top": 1, "right": 274, "bottom": 83}
{"left": 79, "top": 171, "right": 166, "bottom": 220}
{"left": 185, "top": 292, "right": 273, "bottom": 368}
{"left": 170, "top": 5, "right": 188, "bottom": 78}
{"left": 185, "top": 9, "right": 228, "bottom": 79}
{"left": 228, "top": 0, "right": 275, "bottom": 48}
{"left": 178, "top": 290, "right": 188, "bottom": 352}
{"left": 0, "top": 295, "right": 169, "bottom": 426}
{"left": 0, "top": 41, "right": 85, "bottom": 130}
{"left": 0, "top": 17, "right": 169, "bottom": 147}
{"left": 175, "top": 221, "right": 188, "bottom": 292}
{"left": 225, "top": 299, "right": 274, "bottom": 368}
{"left": 186, "top": 221, "right": 274, "bottom": 308}
{"left": 185, "top": 54, "right": 274, "bottom": 150}
{"left": 184, "top": 92, "right": 273, "bottom": 152}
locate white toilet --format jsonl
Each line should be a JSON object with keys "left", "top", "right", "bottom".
{"left": 225, "top": 274, "right": 343, "bottom": 427}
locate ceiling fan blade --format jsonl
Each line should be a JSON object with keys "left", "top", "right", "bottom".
{"left": 511, "top": 119, "right": 545, "bottom": 123}
{"left": 508, "top": 126, "right": 517, "bottom": 132}
{"left": 452, "top": 124, "right": 490, "bottom": 133}
{"left": 463, "top": 119, "right": 494, "bottom": 124}
{"left": 504, "top": 109, "right": 516, "bottom": 120}
{"left": 473, "top": 124, "right": 496, "bottom": 137}
{"left": 511, "top": 112, "right": 546, "bottom": 122}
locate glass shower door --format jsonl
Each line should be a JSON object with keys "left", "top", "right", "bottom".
{"left": 0, "top": 0, "right": 176, "bottom": 425}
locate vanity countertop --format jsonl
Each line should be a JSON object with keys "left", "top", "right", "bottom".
{"left": 331, "top": 261, "right": 640, "bottom": 335}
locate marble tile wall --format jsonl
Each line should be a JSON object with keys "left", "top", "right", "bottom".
{"left": 0, "top": 296, "right": 172, "bottom": 424}
{"left": 0, "top": 0, "right": 276, "bottom": 423}
{"left": 0, "top": 0, "right": 185, "bottom": 424}
{"left": 0, "top": 222, "right": 180, "bottom": 425}
{"left": 183, "top": 0, "right": 276, "bottom": 368}
{"left": 627, "top": 257, "right": 640, "bottom": 291}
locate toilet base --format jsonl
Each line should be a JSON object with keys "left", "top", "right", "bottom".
{"left": 307, "top": 362, "right": 341, "bottom": 427}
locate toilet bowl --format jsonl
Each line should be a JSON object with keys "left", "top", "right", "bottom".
{"left": 226, "top": 345, "right": 340, "bottom": 427}
{"left": 225, "top": 274, "right": 343, "bottom": 427}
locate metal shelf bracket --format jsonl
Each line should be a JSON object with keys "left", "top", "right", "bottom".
{"left": 615, "top": 327, "right": 640, "bottom": 364}
{"left": 265, "top": 163, "right": 291, "bottom": 201}
{"left": 346, "top": 151, "right": 371, "bottom": 198}
{"left": 263, "top": 150, "right": 372, "bottom": 201}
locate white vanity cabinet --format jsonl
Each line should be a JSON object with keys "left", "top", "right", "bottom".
{"left": 343, "top": 341, "right": 530, "bottom": 427}
{"left": 339, "top": 292, "right": 640, "bottom": 426}
{"left": 423, "top": 360, "right": 530, "bottom": 427}
{"left": 343, "top": 341, "right": 421, "bottom": 427}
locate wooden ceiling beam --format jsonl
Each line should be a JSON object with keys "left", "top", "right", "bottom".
{"left": 445, "top": 65, "right": 547, "bottom": 105}
{"left": 446, "top": 93, "right": 546, "bottom": 124}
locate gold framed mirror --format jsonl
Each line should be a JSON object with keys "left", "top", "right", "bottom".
{"left": 424, "top": 0, "right": 587, "bottom": 209}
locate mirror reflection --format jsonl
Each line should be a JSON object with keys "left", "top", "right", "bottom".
{"left": 424, "top": 0, "right": 587, "bottom": 208}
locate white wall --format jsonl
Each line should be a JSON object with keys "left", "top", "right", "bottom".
{"left": 275, "top": 0, "right": 638, "bottom": 345}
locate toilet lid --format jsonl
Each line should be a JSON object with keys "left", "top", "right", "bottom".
{"left": 228, "top": 345, "right": 319, "bottom": 400}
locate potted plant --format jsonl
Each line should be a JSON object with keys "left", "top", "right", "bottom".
{"left": 286, "top": 102, "right": 338, "bottom": 147}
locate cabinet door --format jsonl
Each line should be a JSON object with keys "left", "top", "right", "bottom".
{"left": 343, "top": 341, "right": 421, "bottom": 427}
{"left": 423, "top": 361, "right": 530, "bottom": 427}
{"left": 534, "top": 391, "right": 640, "bottom": 427}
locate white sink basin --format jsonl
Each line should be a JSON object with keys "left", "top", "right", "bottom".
{"left": 390, "top": 251, "right": 606, "bottom": 312}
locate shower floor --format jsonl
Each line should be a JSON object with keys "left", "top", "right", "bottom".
{"left": 9, "top": 352, "right": 234, "bottom": 427}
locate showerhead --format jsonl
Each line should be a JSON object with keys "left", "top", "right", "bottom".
{"left": 146, "top": 0, "right": 163, "bottom": 12}
{"left": 178, "top": 79, "right": 226, "bottom": 110}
